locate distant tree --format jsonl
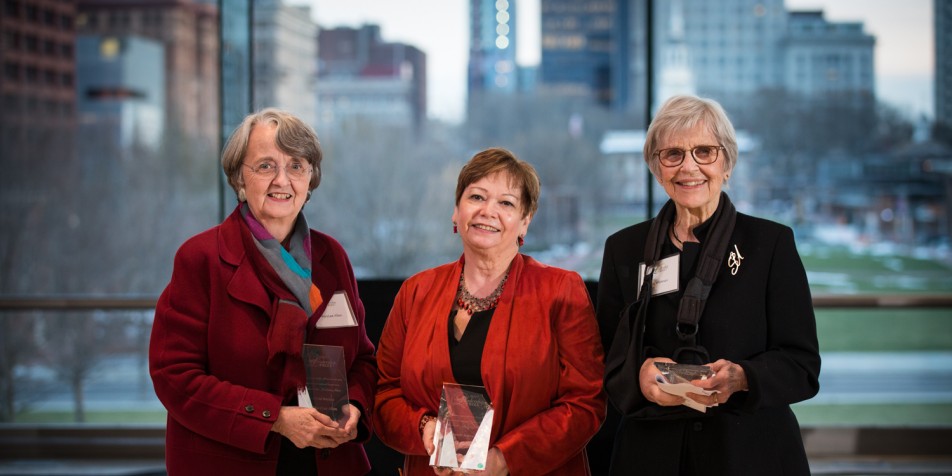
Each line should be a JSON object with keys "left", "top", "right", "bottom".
{"left": 738, "top": 88, "right": 879, "bottom": 155}
{"left": 932, "top": 121, "right": 952, "bottom": 147}
{"left": 0, "top": 313, "right": 37, "bottom": 422}
{"left": 466, "top": 92, "right": 626, "bottom": 247}
{"left": 37, "top": 312, "right": 100, "bottom": 422}
{"left": 308, "top": 118, "right": 462, "bottom": 277}
{"left": 736, "top": 88, "right": 914, "bottom": 209}
{"left": 873, "top": 102, "right": 916, "bottom": 149}
{"left": 0, "top": 117, "right": 217, "bottom": 421}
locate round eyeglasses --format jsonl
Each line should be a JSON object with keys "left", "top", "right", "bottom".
{"left": 655, "top": 145, "right": 725, "bottom": 167}
{"left": 243, "top": 161, "right": 312, "bottom": 180}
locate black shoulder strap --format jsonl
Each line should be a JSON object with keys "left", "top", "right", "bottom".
{"left": 603, "top": 201, "right": 674, "bottom": 414}
{"left": 675, "top": 193, "right": 736, "bottom": 343}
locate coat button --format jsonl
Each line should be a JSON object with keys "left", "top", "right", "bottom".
{"left": 244, "top": 404, "right": 254, "bottom": 413}
{"left": 693, "top": 421, "right": 703, "bottom": 431}
{"left": 262, "top": 410, "right": 272, "bottom": 418}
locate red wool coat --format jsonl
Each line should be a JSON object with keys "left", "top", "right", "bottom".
{"left": 150, "top": 207, "right": 376, "bottom": 475}
{"left": 374, "top": 254, "right": 607, "bottom": 476}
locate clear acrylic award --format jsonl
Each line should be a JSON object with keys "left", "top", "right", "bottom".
{"left": 654, "top": 362, "right": 714, "bottom": 384}
{"left": 654, "top": 362, "right": 717, "bottom": 413}
{"left": 429, "top": 383, "right": 494, "bottom": 473}
{"left": 302, "top": 344, "right": 350, "bottom": 424}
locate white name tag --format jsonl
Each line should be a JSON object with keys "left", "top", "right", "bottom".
{"left": 637, "top": 253, "right": 680, "bottom": 299}
{"left": 314, "top": 290, "right": 358, "bottom": 328}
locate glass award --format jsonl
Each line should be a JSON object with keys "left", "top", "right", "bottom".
{"left": 654, "top": 362, "right": 715, "bottom": 384}
{"left": 429, "top": 383, "right": 494, "bottom": 473}
{"left": 302, "top": 344, "right": 349, "bottom": 424}
{"left": 654, "top": 362, "right": 717, "bottom": 413}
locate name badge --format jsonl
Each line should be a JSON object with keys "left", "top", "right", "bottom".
{"left": 637, "top": 253, "right": 680, "bottom": 299}
{"left": 314, "top": 290, "right": 358, "bottom": 328}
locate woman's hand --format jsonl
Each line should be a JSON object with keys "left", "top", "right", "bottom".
{"left": 431, "top": 447, "right": 509, "bottom": 476}
{"left": 422, "top": 415, "right": 437, "bottom": 455}
{"left": 271, "top": 406, "right": 349, "bottom": 449}
{"left": 482, "top": 447, "right": 509, "bottom": 476}
{"left": 687, "top": 359, "right": 749, "bottom": 407}
{"left": 330, "top": 403, "right": 361, "bottom": 444}
{"left": 639, "top": 357, "right": 685, "bottom": 406}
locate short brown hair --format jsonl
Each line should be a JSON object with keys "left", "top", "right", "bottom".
{"left": 221, "top": 108, "right": 323, "bottom": 199}
{"left": 455, "top": 147, "right": 540, "bottom": 218}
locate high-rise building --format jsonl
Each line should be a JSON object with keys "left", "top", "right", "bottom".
{"left": 0, "top": 0, "right": 78, "bottom": 226}
{"left": 76, "top": 35, "right": 165, "bottom": 152}
{"left": 666, "top": 0, "right": 787, "bottom": 116}
{"left": 783, "top": 10, "right": 875, "bottom": 108}
{"left": 76, "top": 0, "right": 218, "bottom": 146}
{"left": 937, "top": 0, "right": 952, "bottom": 127}
{"left": 253, "top": 0, "right": 318, "bottom": 127}
{"left": 653, "top": 0, "right": 695, "bottom": 110}
{"left": 316, "top": 25, "right": 427, "bottom": 131}
{"left": 539, "top": 0, "right": 615, "bottom": 106}
{"left": 612, "top": 0, "right": 641, "bottom": 116}
{"left": 1, "top": 0, "right": 77, "bottom": 155}
{"left": 468, "top": 0, "right": 518, "bottom": 97}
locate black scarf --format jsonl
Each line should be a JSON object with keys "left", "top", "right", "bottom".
{"left": 604, "top": 192, "right": 737, "bottom": 416}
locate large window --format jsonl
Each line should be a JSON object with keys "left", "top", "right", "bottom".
{"left": 1, "top": 1, "right": 219, "bottom": 423}
{"left": 1, "top": 0, "right": 949, "bottom": 438}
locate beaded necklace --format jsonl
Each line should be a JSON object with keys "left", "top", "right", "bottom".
{"left": 455, "top": 268, "right": 509, "bottom": 314}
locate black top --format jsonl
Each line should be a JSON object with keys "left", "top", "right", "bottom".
{"left": 448, "top": 308, "right": 494, "bottom": 386}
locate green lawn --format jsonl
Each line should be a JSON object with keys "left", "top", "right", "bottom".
{"left": 800, "top": 245, "right": 952, "bottom": 294}
{"left": 816, "top": 308, "right": 952, "bottom": 352}
{"left": 15, "top": 405, "right": 952, "bottom": 428}
{"left": 793, "top": 403, "right": 952, "bottom": 427}
{"left": 14, "top": 410, "right": 167, "bottom": 424}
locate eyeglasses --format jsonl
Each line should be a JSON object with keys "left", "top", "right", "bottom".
{"left": 655, "top": 145, "right": 725, "bottom": 167}
{"left": 243, "top": 160, "right": 312, "bottom": 180}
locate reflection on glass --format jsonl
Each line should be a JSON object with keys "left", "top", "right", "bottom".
{"left": 1, "top": 0, "right": 949, "bottom": 430}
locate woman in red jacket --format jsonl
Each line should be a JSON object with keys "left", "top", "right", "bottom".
{"left": 150, "top": 109, "right": 376, "bottom": 475}
{"left": 374, "top": 148, "right": 606, "bottom": 475}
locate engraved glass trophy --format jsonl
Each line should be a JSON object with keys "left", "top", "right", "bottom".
{"left": 302, "top": 344, "right": 349, "bottom": 424}
{"left": 429, "top": 383, "right": 494, "bottom": 473}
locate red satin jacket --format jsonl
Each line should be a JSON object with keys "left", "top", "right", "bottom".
{"left": 374, "top": 254, "right": 606, "bottom": 475}
{"left": 150, "top": 207, "right": 376, "bottom": 475}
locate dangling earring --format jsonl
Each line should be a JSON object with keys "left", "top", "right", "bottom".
{"left": 453, "top": 223, "right": 458, "bottom": 234}
{"left": 518, "top": 235, "right": 525, "bottom": 247}
{"left": 238, "top": 188, "right": 246, "bottom": 202}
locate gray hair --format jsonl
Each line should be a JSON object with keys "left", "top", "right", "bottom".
{"left": 221, "top": 108, "right": 323, "bottom": 200}
{"left": 643, "top": 95, "right": 738, "bottom": 178}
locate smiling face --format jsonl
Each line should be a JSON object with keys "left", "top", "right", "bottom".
{"left": 241, "top": 123, "right": 311, "bottom": 241}
{"left": 452, "top": 171, "right": 532, "bottom": 258}
{"left": 656, "top": 121, "right": 729, "bottom": 219}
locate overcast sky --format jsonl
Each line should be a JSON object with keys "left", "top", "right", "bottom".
{"left": 305, "top": 0, "right": 934, "bottom": 123}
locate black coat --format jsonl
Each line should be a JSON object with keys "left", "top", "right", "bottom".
{"left": 597, "top": 211, "right": 821, "bottom": 476}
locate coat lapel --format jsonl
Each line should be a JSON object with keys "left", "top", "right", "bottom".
{"left": 431, "top": 260, "right": 463, "bottom": 391}
{"left": 219, "top": 207, "right": 271, "bottom": 316}
{"left": 480, "top": 253, "right": 525, "bottom": 443}
{"left": 307, "top": 232, "right": 339, "bottom": 328}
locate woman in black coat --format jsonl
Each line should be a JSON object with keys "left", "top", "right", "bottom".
{"left": 597, "top": 95, "right": 820, "bottom": 475}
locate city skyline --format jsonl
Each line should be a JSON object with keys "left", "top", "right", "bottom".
{"left": 306, "top": 0, "right": 933, "bottom": 124}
